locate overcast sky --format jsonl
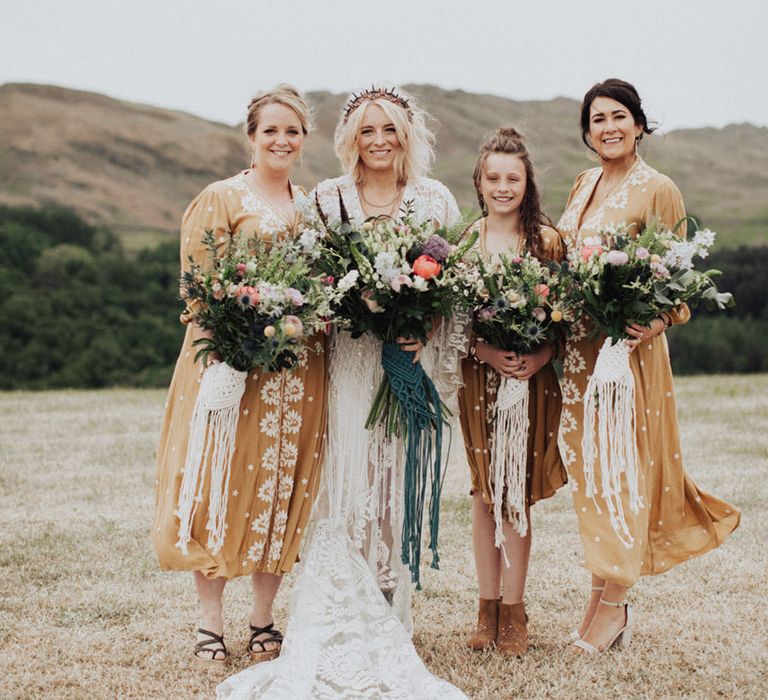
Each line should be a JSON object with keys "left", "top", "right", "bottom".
{"left": 2, "top": 0, "right": 766, "bottom": 132}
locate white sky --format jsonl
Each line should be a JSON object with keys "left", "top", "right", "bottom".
{"left": 2, "top": 0, "right": 767, "bottom": 131}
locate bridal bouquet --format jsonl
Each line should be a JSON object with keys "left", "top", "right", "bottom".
{"left": 176, "top": 230, "right": 339, "bottom": 557}
{"left": 472, "top": 252, "right": 573, "bottom": 545}
{"left": 570, "top": 219, "right": 733, "bottom": 546}
{"left": 317, "top": 192, "right": 479, "bottom": 586}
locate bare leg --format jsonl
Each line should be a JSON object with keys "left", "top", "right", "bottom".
{"left": 471, "top": 493, "right": 501, "bottom": 599}
{"left": 576, "top": 573, "right": 606, "bottom": 637}
{"left": 578, "top": 580, "right": 629, "bottom": 652}
{"left": 250, "top": 572, "right": 283, "bottom": 651}
{"left": 499, "top": 506, "right": 531, "bottom": 605}
{"left": 193, "top": 571, "right": 226, "bottom": 658}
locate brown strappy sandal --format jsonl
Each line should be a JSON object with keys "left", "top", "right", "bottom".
{"left": 248, "top": 622, "right": 284, "bottom": 663}
{"left": 194, "top": 627, "right": 228, "bottom": 665}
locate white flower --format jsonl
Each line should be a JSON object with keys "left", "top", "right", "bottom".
{"left": 390, "top": 274, "right": 413, "bottom": 293}
{"left": 281, "top": 408, "right": 303, "bottom": 435}
{"left": 337, "top": 269, "right": 360, "bottom": 292}
{"left": 259, "top": 411, "right": 280, "bottom": 438}
{"left": 257, "top": 476, "right": 276, "bottom": 503}
{"left": 412, "top": 275, "right": 428, "bottom": 291}
{"left": 374, "top": 251, "right": 400, "bottom": 283}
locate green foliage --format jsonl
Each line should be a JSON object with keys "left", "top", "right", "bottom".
{"left": 667, "top": 245, "right": 768, "bottom": 374}
{"left": 0, "top": 206, "right": 182, "bottom": 389}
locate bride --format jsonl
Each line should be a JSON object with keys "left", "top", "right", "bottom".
{"left": 217, "top": 87, "right": 468, "bottom": 699}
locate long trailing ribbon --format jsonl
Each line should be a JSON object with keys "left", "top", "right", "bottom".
{"left": 176, "top": 362, "right": 247, "bottom": 555}
{"left": 489, "top": 376, "right": 530, "bottom": 566}
{"left": 581, "top": 337, "right": 643, "bottom": 548}
{"left": 379, "top": 341, "right": 446, "bottom": 589}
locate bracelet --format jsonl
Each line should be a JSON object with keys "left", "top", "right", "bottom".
{"left": 470, "top": 341, "right": 486, "bottom": 364}
{"left": 660, "top": 313, "right": 672, "bottom": 330}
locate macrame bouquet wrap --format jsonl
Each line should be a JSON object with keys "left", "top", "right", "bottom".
{"left": 471, "top": 251, "right": 572, "bottom": 555}
{"left": 490, "top": 376, "right": 530, "bottom": 551}
{"left": 374, "top": 342, "right": 445, "bottom": 588}
{"left": 315, "top": 189, "right": 480, "bottom": 587}
{"left": 571, "top": 219, "right": 732, "bottom": 544}
{"left": 175, "top": 223, "right": 339, "bottom": 555}
{"left": 581, "top": 338, "right": 641, "bottom": 549}
{"left": 176, "top": 362, "right": 247, "bottom": 555}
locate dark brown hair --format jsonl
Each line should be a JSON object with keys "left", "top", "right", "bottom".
{"left": 580, "top": 78, "right": 655, "bottom": 151}
{"left": 472, "top": 127, "right": 554, "bottom": 261}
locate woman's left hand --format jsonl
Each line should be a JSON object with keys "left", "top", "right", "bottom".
{"left": 511, "top": 344, "right": 553, "bottom": 381}
{"left": 624, "top": 318, "right": 665, "bottom": 353}
{"left": 397, "top": 336, "right": 424, "bottom": 363}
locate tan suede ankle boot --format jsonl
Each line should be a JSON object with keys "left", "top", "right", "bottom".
{"left": 466, "top": 597, "right": 499, "bottom": 650}
{"left": 497, "top": 601, "right": 528, "bottom": 655}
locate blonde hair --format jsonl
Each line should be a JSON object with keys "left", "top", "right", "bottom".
{"left": 245, "top": 84, "right": 313, "bottom": 137}
{"left": 334, "top": 88, "right": 434, "bottom": 185}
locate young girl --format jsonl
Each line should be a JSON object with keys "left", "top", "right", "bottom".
{"left": 458, "top": 127, "right": 567, "bottom": 655}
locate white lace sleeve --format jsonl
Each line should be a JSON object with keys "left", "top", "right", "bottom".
{"left": 418, "top": 180, "right": 470, "bottom": 413}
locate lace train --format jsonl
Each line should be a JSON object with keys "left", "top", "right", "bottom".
{"left": 216, "top": 331, "right": 468, "bottom": 699}
{"left": 217, "top": 520, "right": 467, "bottom": 699}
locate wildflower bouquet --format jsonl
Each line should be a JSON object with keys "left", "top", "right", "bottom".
{"left": 472, "top": 252, "right": 574, "bottom": 543}
{"left": 571, "top": 221, "right": 732, "bottom": 342}
{"left": 181, "top": 229, "right": 337, "bottom": 373}
{"left": 569, "top": 219, "right": 733, "bottom": 547}
{"left": 176, "top": 229, "right": 339, "bottom": 558}
{"left": 316, "top": 191, "right": 479, "bottom": 586}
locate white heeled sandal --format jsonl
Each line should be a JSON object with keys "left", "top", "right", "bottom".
{"left": 569, "top": 586, "right": 605, "bottom": 642}
{"left": 572, "top": 598, "right": 633, "bottom": 654}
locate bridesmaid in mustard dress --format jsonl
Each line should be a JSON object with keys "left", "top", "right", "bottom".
{"left": 459, "top": 128, "right": 567, "bottom": 655}
{"left": 152, "top": 85, "right": 327, "bottom": 664}
{"left": 557, "top": 79, "right": 740, "bottom": 654}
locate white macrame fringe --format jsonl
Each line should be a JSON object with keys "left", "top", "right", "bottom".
{"left": 490, "top": 376, "right": 529, "bottom": 566}
{"left": 581, "top": 338, "right": 642, "bottom": 549}
{"left": 176, "top": 362, "right": 247, "bottom": 555}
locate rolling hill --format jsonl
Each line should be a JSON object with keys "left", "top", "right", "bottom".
{"left": 1, "top": 82, "right": 766, "bottom": 248}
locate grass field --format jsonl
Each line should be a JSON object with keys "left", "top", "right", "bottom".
{"left": 0, "top": 375, "right": 765, "bottom": 699}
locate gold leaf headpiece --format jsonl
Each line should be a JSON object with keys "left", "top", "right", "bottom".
{"left": 342, "top": 86, "right": 413, "bottom": 124}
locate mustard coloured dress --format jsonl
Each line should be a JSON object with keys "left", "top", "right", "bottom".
{"left": 557, "top": 158, "right": 739, "bottom": 587}
{"left": 459, "top": 220, "right": 568, "bottom": 513}
{"left": 152, "top": 172, "right": 327, "bottom": 579}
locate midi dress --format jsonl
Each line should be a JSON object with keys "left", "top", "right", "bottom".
{"left": 152, "top": 171, "right": 327, "bottom": 579}
{"left": 557, "top": 157, "right": 739, "bottom": 587}
{"left": 459, "top": 220, "right": 568, "bottom": 512}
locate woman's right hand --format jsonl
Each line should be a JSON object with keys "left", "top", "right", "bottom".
{"left": 474, "top": 342, "right": 522, "bottom": 378}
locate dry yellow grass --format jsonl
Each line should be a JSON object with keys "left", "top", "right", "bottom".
{"left": 0, "top": 376, "right": 765, "bottom": 699}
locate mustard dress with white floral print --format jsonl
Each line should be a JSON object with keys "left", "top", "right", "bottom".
{"left": 557, "top": 158, "right": 739, "bottom": 587}
{"left": 152, "top": 172, "right": 327, "bottom": 579}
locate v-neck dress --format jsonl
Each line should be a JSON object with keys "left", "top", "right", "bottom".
{"left": 557, "top": 158, "right": 739, "bottom": 586}
{"left": 152, "top": 172, "right": 328, "bottom": 579}
{"left": 458, "top": 219, "right": 567, "bottom": 511}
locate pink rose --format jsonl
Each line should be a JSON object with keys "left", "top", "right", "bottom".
{"left": 534, "top": 284, "right": 550, "bottom": 299}
{"left": 580, "top": 245, "right": 603, "bottom": 262}
{"left": 532, "top": 307, "right": 546, "bottom": 322}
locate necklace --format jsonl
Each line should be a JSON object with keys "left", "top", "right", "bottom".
{"left": 480, "top": 218, "right": 523, "bottom": 263}
{"left": 358, "top": 184, "right": 403, "bottom": 217}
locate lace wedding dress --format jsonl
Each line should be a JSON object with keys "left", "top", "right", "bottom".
{"left": 217, "top": 177, "right": 469, "bottom": 699}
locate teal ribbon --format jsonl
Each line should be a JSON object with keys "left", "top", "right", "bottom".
{"left": 380, "top": 341, "right": 446, "bottom": 589}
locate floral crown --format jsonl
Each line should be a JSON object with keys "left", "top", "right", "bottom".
{"left": 342, "top": 86, "right": 413, "bottom": 124}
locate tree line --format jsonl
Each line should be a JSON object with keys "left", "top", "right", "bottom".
{"left": 0, "top": 205, "right": 764, "bottom": 390}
